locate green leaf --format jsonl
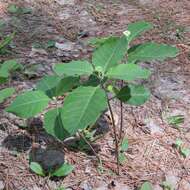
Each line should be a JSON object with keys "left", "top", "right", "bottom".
{"left": 119, "top": 152, "right": 127, "bottom": 165}
{"left": 128, "top": 42, "right": 179, "bottom": 63}
{"left": 30, "top": 162, "right": 45, "bottom": 177}
{"left": 92, "top": 36, "right": 128, "bottom": 73}
{"left": 175, "top": 139, "right": 183, "bottom": 149}
{"left": 21, "top": 7, "right": 32, "bottom": 14}
{"left": 106, "top": 63, "right": 151, "bottom": 81}
{"left": 82, "top": 74, "right": 102, "bottom": 87}
{"left": 44, "top": 108, "right": 70, "bottom": 140}
{"left": 7, "top": 5, "right": 19, "bottom": 14}
{"left": 125, "top": 21, "right": 153, "bottom": 43}
{"left": 161, "top": 181, "right": 174, "bottom": 190}
{"left": 121, "top": 138, "right": 129, "bottom": 152}
{"left": 54, "top": 61, "right": 93, "bottom": 76}
{"left": 140, "top": 182, "right": 153, "bottom": 190}
{"left": 51, "top": 163, "right": 74, "bottom": 177}
{"left": 0, "top": 33, "right": 14, "bottom": 51}
{"left": 0, "top": 88, "right": 15, "bottom": 103}
{"left": 0, "top": 59, "right": 23, "bottom": 78}
{"left": 36, "top": 75, "right": 79, "bottom": 98}
{"left": 181, "top": 148, "right": 190, "bottom": 158}
{"left": 61, "top": 86, "right": 107, "bottom": 135}
{"left": 167, "top": 115, "right": 184, "bottom": 127}
{"left": 117, "top": 85, "right": 150, "bottom": 106}
{"left": 88, "top": 36, "right": 119, "bottom": 47}
{"left": 45, "top": 40, "right": 55, "bottom": 48}
{"left": 6, "top": 90, "right": 50, "bottom": 118}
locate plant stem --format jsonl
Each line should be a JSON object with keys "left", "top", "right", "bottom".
{"left": 106, "top": 98, "right": 120, "bottom": 174}
{"left": 101, "top": 84, "right": 120, "bottom": 174}
{"left": 78, "top": 131, "right": 101, "bottom": 163}
{"left": 119, "top": 80, "right": 124, "bottom": 139}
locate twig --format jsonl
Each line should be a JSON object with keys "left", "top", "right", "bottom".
{"left": 78, "top": 132, "right": 101, "bottom": 163}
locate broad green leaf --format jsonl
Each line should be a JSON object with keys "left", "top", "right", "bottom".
{"left": 30, "top": 162, "right": 45, "bottom": 177}
{"left": 88, "top": 36, "right": 119, "bottom": 47}
{"left": 7, "top": 5, "right": 19, "bottom": 14}
{"left": 106, "top": 63, "right": 151, "bottom": 81}
{"left": 125, "top": 21, "right": 153, "bottom": 42}
{"left": 61, "top": 86, "right": 107, "bottom": 135}
{"left": 121, "top": 138, "right": 129, "bottom": 152}
{"left": 36, "top": 75, "right": 79, "bottom": 98}
{"left": 92, "top": 36, "right": 128, "bottom": 73}
{"left": 0, "top": 88, "right": 15, "bottom": 103}
{"left": 0, "top": 59, "right": 23, "bottom": 77}
{"left": 128, "top": 42, "right": 179, "bottom": 63}
{"left": 51, "top": 163, "right": 74, "bottom": 177}
{"left": 6, "top": 90, "right": 50, "bottom": 118}
{"left": 44, "top": 108, "right": 70, "bottom": 140}
{"left": 117, "top": 85, "right": 150, "bottom": 106}
{"left": 140, "top": 182, "right": 153, "bottom": 190}
{"left": 54, "top": 61, "right": 93, "bottom": 76}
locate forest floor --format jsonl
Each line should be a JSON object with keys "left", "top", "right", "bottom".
{"left": 0, "top": 0, "right": 190, "bottom": 189}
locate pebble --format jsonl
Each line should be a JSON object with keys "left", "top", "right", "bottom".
{"left": 0, "top": 180, "right": 5, "bottom": 190}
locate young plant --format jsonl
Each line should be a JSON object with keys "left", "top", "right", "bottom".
{"left": 0, "top": 32, "right": 15, "bottom": 54}
{"left": 30, "top": 161, "right": 74, "bottom": 177}
{"left": 0, "top": 59, "right": 23, "bottom": 84}
{"left": 0, "top": 59, "right": 23, "bottom": 103}
{"left": 5, "top": 21, "right": 179, "bottom": 175}
{"left": 174, "top": 139, "right": 190, "bottom": 158}
{"left": 119, "top": 137, "right": 128, "bottom": 165}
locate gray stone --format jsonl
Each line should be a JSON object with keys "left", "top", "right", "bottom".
{"left": 0, "top": 180, "right": 5, "bottom": 190}
{"left": 146, "top": 119, "right": 164, "bottom": 134}
{"left": 55, "top": 42, "right": 75, "bottom": 51}
{"left": 165, "top": 173, "right": 180, "bottom": 189}
{"left": 56, "top": 0, "right": 75, "bottom": 5}
{"left": 80, "top": 181, "right": 92, "bottom": 190}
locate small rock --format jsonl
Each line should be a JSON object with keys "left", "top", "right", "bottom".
{"left": 30, "top": 48, "right": 48, "bottom": 56}
{"left": 146, "top": 119, "right": 164, "bottom": 134}
{"left": 56, "top": 0, "right": 75, "bottom": 5}
{"left": 94, "top": 181, "right": 107, "bottom": 190}
{"left": 80, "top": 181, "right": 92, "bottom": 190}
{"left": 165, "top": 173, "right": 180, "bottom": 189}
{"left": 113, "top": 182, "right": 130, "bottom": 190}
{"left": 55, "top": 42, "right": 75, "bottom": 51}
{"left": 0, "top": 180, "right": 5, "bottom": 190}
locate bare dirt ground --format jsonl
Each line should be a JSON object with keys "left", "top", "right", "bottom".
{"left": 0, "top": 0, "right": 190, "bottom": 189}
